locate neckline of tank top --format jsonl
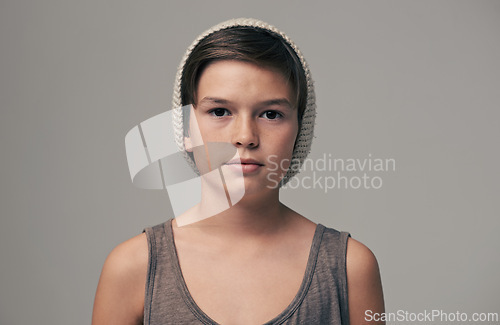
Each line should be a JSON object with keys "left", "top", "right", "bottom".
{"left": 163, "top": 218, "right": 326, "bottom": 325}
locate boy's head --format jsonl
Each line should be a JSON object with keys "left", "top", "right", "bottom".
{"left": 172, "top": 18, "right": 316, "bottom": 186}
{"left": 181, "top": 26, "right": 307, "bottom": 126}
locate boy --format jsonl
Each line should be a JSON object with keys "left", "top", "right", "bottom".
{"left": 92, "top": 18, "right": 384, "bottom": 325}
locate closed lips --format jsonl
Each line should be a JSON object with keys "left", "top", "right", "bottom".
{"left": 226, "top": 159, "right": 264, "bottom": 166}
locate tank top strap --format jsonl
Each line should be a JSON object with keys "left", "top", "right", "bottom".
{"left": 143, "top": 222, "right": 165, "bottom": 324}
{"left": 318, "top": 226, "right": 351, "bottom": 325}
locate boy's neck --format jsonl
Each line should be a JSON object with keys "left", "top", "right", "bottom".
{"left": 176, "top": 195, "right": 297, "bottom": 241}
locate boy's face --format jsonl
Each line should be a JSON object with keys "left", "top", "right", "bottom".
{"left": 188, "top": 60, "right": 299, "bottom": 195}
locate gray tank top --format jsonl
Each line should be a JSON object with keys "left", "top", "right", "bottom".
{"left": 143, "top": 219, "right": 350, "bottom": 324}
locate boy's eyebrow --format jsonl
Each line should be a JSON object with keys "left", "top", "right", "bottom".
{"left": 199, "top": 97, "right": 230, "bottom": 105}
{"left": 260, "top": 98, "right": 293, "bottom": 109}
{"left": 199, "top": 97, "right": 293, "bottom": 109}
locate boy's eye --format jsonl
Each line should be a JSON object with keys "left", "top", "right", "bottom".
{"left": 210, "top": 108, "right": 230, "bottom": 117}
{"left": 261, "top": 110, "right": 282, "bottom": 120}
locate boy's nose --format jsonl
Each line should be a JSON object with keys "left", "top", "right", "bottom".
{"left": 232, "top": 116, "right": 259, "bottom": 148}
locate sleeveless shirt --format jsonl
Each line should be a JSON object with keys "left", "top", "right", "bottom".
{"left": 143, "top": 219, "right": 350, "bottom": 325}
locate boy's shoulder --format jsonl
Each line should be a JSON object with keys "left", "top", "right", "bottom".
{"left": 108, "top": 232, "right": 148, "bottom": 266}
{"left": 100, "top": 231, "right": 150, "bottom": 296}
{"left": 100, "top": 232, "right": 149, "bottom": 290}
{"left": 318, "top": 224, "right": 380, "bottom": 286}
{"left": 346, "top": 237, "right": 379, "bottom": 274}
{"left": 344, "top": 237, "right": 385, "bottom": 323}
{"left": 92, "top": 233, "right": 149, "bottom": 323}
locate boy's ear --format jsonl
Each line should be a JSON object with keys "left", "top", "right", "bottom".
{"left": 184, "top": 136, "right": 193, "bottom": 152}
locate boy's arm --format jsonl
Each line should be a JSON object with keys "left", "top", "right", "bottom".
{"left": 346, "top": 237, "right": 385, "bottom": 325}
{"left": 92, "top": 233, "right": 148, "bottom": 325}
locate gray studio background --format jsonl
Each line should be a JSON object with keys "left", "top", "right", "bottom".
{"left": 1, "top": 1, "right": 499, "bottom": 324}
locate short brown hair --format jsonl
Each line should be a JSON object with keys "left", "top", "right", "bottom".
{"left": 180, "top": 26, "right": 307, "bottom": 122}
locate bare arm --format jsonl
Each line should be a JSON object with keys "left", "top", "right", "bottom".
{"left": 92, "top": 233, "right": 148, "bottom": 325}
{"left": 346, "top": 237, "right": 385, "bottom": 325}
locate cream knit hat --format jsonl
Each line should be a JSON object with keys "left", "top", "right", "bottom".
{"left": 172, "top": 18, "right": 316, "bottom": 186}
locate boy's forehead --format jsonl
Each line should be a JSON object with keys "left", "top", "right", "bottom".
{"left": 195, "top": 60, "right": 296, "bottom": 106}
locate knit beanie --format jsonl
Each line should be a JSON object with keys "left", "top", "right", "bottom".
{"left": 172, "top": 18, "right": 316, "bottom": 186}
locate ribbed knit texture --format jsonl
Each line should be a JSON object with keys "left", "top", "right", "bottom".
{"left": 172, "top": 18, "right": 316, "bottom": 186}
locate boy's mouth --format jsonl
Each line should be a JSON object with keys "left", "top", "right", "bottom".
{"left": 224, "top": 158, "right": 264, "bottom": 173}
